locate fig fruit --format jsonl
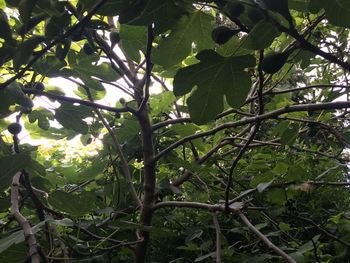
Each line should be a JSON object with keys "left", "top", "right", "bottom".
{"left": 83, "top": 43, "right": 95, "bottom": 55}
{"left": 8, "top": 123, "right": 22, "bottom": 135}
{"left": 261, "top": 51, "right": 290, "bottom": 74}
{"left": 21, "top": 107, "right": 32, "bottom": 114}
{"left": 211, "top": 26, "right": 239, "bottom": 45}
{"left": 119, "top": 97, "right": 126, "bottom": 104}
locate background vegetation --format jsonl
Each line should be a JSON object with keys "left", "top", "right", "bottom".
{"left": 1, "top": 0, "right": 350, "bottom": 262}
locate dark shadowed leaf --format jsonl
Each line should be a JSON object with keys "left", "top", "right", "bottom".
{"left": 48, "top": 190, "right": 96, "bottom": 217}
{"left": 152, "top": 11, "right": 214, "bottom": 68}
{"left": 54, "top": 102, "right": 92, "bottom": 134}
{"left": 174, "top": 50, "right": 254, "bottom": 124}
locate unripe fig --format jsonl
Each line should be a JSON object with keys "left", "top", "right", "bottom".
{"left": 8, "top": 123, "right": 22, "bottom": 135}
{"left": 119, "top": 98, "right": 126, "bottom": 104}
{"left": 83, "top": 43, "right": 95, "bottom": 55}
{"left": 21, "top": 107, "right": 32, "bottom": 114}
{"left": 261, "top": 51, "right": 290, "bottom": 74}
{"left": 211, "top": 26, "right": 239, "bottom": 45}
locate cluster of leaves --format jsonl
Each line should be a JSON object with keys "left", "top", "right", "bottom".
{"left": 0, "top": 0, "right": 350, "bottom": 262}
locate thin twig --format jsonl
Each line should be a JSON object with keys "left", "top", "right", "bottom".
{"left": 224, "top": 125, "right": 259, "bottom": 210}
{"left": 295, "top": 215, "right": 350, "bottom": 248}
{"left": 85, "top": 88, "right": 141, "bottom": 207}
{"left": 23, "top": 88, "right": 129, "bottom": 113}
{"left": 237, "top": 211, "right": 296, "bottom": 263}
{"left": 155, "top": 101, "right": 350, "bottom": 161}
{"left": 137, "top": 24, "right": 154, "bottom": 114}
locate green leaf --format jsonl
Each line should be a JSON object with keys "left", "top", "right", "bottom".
{"left": 337, "top": 0, "right": 350, "bottom": 10}
{"left": 279, "top": 222, "right": 291, "bottom": 231}
{"left": 17, "top": 13, "right": 48, "bottom": 36}
{"left": 48, "top": 190, "right": 96, "bottom": 217}
{"left": 174, "top": 50, "right": 255, "bottom": 124}
{"left": 152, "top": 11, "right": 214, "bottom": 68}
{"left": 280, "top": 123, "right": 299, "bottom": 146}
{"left": 242, "top": 21, "right": 280, "bottom": 50}
{"left": 0, "top": 82, "right": 33, "bottom": 114}
{"left": 0, "top": 10, "right": 12, "bottom": 42}
{"left": 149, "top": 91, "right": 176, "bottom": 116}
{"left": 71, "top": 158, "right": 105, "bottom": 182}
{"left": 286, "top": 165, "right": 307, "bottom": 181}
{"left": 69, "top": 51, "right": 121, "bottom": 81}
{"left": 266, "top": 188, "right": 286, "bottom": 205}
{"left": 0, "top": 45, "right": 14, "bottom": 67}
{"left": 116, "top": 118, "right": 140, "bottom": 143}
{"left": 13, "top": 36, "right": 44, "bottom": 70}
{"left": 260, "top": 0, "right": 293, "bottom": 23}
{"left": 0, "top": 153, "right": 31, "bottom": 191}
{"left": 54, "top": 102, "right": 92, "bottom": 134}
{"left": 33, "top": 55, "right": 67, "bottom": 77}
{"left": 26, "top": 160, "right": 46, "bottom": 177}
{"left": 120, "top": 0, "right": 186, "bottom": 32}
{"left": 28, "top": 108, "right": 53, "bottom": 130}
{"left": 79, "top": 0, "right": 125, "bottom": 16}
{"left": 18, "top": 0, "right": 36, "bottom": 23}
{"left": 315, "top": 0, "right": 350, "bottom": 28}
{"left": 78, "top": 75, "right": 105, "bottom": 91}
{"left": 0, "top": 243, "right": 27, "bottom": 262}
{"left": 45, "top": 12, "right": 71, "bottom": 38}
{"left": 170, "top": 123, "right": 201, "bottom": 137}
{"left": 119, "top": 24, "right": 147, "bottom": 63}
{"left": 288, "top": 0, "right": 310, "bottom": 12}
{"left": 308, "top": 0, "right": 323, "bottom": 13}
{"left": 186, "top": 86, "right": 224, "bottom": 125}
{"left": 0, "top": 0, "right": 6, "bottom": 9}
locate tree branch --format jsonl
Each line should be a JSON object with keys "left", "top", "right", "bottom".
{"left": 155, "top": 101, "right": 350, "bottom": 161}
{"left": 10, "top": 172, "right": 41, "bottom": 263}
{"left": 23, "top": 88, "right": 130, "bottom": 113}
{"left": 84, "top": 88, "right": 141, "bottom": 207}
{"left": 237, "top": 211, "right": 296, "bottom": 263}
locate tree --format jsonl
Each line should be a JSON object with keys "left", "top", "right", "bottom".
{"left": 1, "top": 0, "right": 350, "bottom": 262}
